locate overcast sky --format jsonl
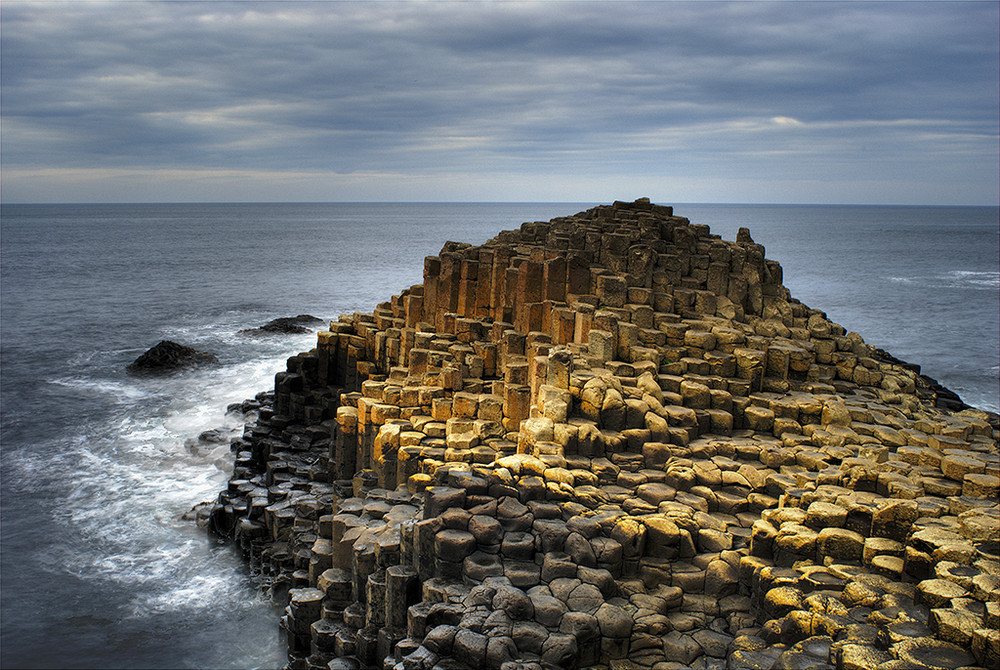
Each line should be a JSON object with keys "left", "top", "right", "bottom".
{"left": 1, "top": 1, "right": 997, "bottom": 204}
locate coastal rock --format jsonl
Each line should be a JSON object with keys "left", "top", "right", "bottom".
{"left": 195, "top": 199, "right": 999, "bottom": 670}
{"left": 126, "top": 340, "right": 218, "bottom": 374}
{"left": 239, "top": 314, "right": 324, "bottom": 335}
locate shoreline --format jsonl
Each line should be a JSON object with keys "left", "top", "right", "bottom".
{"left": 198, "top": 200, "right": 999, "bottom": 670}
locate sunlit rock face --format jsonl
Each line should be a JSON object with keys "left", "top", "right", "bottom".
{"left": 199, "top": 199, "right": 999, "bottom": 670}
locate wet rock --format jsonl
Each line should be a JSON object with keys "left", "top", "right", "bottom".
{"left": 239, "top": 314, "right": 324, "bottom": 335}
{"left": 127, "top": 340, "right": 218, "bottom": 374}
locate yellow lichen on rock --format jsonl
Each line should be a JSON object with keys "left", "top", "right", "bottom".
{"left": 203, "top": 200, "right": 999, "bottom": 670}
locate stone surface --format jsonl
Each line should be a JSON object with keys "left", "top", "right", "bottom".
{"left": 195, "top": 199, "right": 1000, "bottom": 670}
{"left": 239, "top": 314, "right": 324, "bottom": 335}
{"left": 127, "top": 340, "right": 218, "bottom": 374}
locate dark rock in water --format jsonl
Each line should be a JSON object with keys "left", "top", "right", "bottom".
{"left": 239, "top": 314, "right": 324, "bottom": 336}
{"left": 182, "top": 501, "right": 215, "bottom": 528}
{"left": 197, "top": 428, "right": 233, "bottom": 444}
{"left": 185, "top": 426, "right": 239, "bottom": 458}
{"left": 126, "top": 340, "right": 219, "bottom": 375}
{"left": 227, "top": 399, "right": 261, "bottom": 416}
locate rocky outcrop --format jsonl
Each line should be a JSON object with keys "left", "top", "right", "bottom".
{"left": 199, "top": 200, "right": 999, "bottom": 670}
{"left": 241, "top": 315, "right": 325, "bottom": 335}
{"left": 127, "top": 340, "right": 218, "bottom": 374}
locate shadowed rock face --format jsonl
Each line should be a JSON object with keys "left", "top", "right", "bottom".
{"left": 196, "top": 200, "right": 999, "bottom": 670}
{"left": 240, "top": 314, "right": 324, "bottom": 335}
{"left": 126, "top": 340, "right": 218, "bottom": 374}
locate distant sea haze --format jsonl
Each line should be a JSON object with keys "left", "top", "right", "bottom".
{"left": 1, "top": 202, "right": 997, "bottom": 668}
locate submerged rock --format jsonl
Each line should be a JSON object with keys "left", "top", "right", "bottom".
{"left": 239, "top": 314, "right": 324, "bottom": 335}
{"left": 126, "top": 340, "right": 218, "bottom": 375}
{"left": 184, "top": 426, "right": 240, "bottom": 457}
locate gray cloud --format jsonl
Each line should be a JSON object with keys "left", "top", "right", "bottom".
{"left": 1, "top": 1, "right": 996, "bottom": 202}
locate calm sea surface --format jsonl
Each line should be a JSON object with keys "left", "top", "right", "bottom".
{"left": 1, "top": 203, "right": 997, "bottom": 668}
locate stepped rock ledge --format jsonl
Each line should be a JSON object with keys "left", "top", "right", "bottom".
{"left": 196, "top": 200, "right": 999, "bottom": 670}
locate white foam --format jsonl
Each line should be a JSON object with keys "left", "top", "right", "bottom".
{"left": 944, "top": 270, "right": 1000, "bottom": 289}
{"left": 138, "top": 574, "right": 252, "bottom": 615}
{"left": 10, "top": 336, "right": 317, "bottom": 630}
{"left": 885, "top": 270, "right": 999, "bottom": 291}
{"left": 49, "top": 376, "right": 159, "bottom": 401}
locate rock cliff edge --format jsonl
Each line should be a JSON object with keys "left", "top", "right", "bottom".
{"left": 200, "top": 200, "right": 999, "bottom": 670}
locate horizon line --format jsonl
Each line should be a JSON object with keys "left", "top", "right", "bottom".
{"left": 2, "top": 200, "right": 998, "bottom": 208}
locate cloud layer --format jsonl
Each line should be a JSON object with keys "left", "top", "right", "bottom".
{"left": 2, "top": 1, "right": 997, "bottom": 203}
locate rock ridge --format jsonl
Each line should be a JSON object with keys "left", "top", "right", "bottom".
{"left": 198, "top": 199, "right": 999, "bottom": 670}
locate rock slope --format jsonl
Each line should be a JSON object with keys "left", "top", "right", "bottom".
{"left": 201, "top": 200, "right": 999, "bottom": 670}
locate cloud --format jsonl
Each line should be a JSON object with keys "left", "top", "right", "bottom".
{"left": 1, "top": 0, "right": 997, "bottom": 203}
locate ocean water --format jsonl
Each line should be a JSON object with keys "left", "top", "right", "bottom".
{"left": 0, "top": 202, "right": 997, "bottom": 669}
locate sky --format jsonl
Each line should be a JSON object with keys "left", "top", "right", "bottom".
{"left": 1, "top": 1, "right": 997, "bottom": 205}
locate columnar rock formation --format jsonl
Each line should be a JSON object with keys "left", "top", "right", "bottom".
{"left": 203, "top": 200, "right": 999, "bottom": 670}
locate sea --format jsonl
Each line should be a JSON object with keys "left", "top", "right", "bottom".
{"left": 1, "top": 202, "right": 997, "bottom": 669}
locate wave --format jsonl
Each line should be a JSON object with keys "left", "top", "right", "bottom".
{"left": 944, "top": 270, "right": 1000, "bottom": 289}
{"left": 4, "top": 335, "right": 310, "bottom": 638}
{"left": 49, "top": 376, "right": 160, "bottom": 401}
{"left": 135, "top": 573, "right": 270, "bottom": 617}
{"left": 886, "top": 270, "right": 999, "bottom": 291}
